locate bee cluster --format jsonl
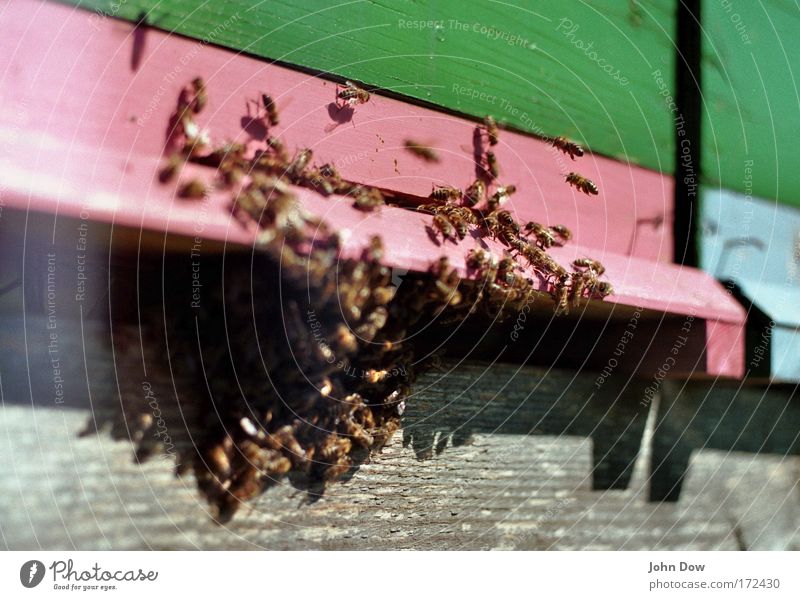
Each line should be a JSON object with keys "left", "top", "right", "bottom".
{"left": 122, "top": 77, "right": 616, "bottom": 519}
{"left": 413, "top": 116, "right": 612, "bottom": 315}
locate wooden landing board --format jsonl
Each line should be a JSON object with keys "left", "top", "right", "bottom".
{"left": 2, "top": 332, "right": 798, "bottom": 550}
{"left": 3, "top": 0, "right": 672, "bottom": 262}
{"left": 63, "top": 0, "right": 677, "bottom": 175}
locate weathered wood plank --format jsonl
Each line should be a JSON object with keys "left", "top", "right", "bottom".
{"left": 2, "top": 317, "right": 798, "bottom": 549}
{"left": 65, "top": 0, "right": 677, "bottom": 174}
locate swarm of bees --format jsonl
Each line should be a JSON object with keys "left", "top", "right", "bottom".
{"left": 111, "top": 77, "right": 615, "bottom": 520}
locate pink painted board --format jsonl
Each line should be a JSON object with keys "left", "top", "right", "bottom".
{"left": 0, "top": 0, "right": 672, "bottom": 262}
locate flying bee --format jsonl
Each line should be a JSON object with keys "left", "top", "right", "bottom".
{"left": 158, "top": 153, "right": 184, "bottom": 183}
{"left": 486, "top": 151, "right": 499, "bottom": 179}
{"left": 260, "top": 93, "right": 280, "bottom": 126}
{"left": 178, "top": 178, "right": 208, "bottom": 199}
{"left": 566, "top": 172, "right": 598, "bottom": 195}
{"left": 288, "top": 148, "right": 312, "bottom": 178}
{"left": 549, "top": 136, "right": 583, "bottom": 160}
{"left": 524, "top": 221, "right": 556, "bottom": 248}
{"left": 430, "top": 185, "right": 462, "bottom": 203}
{"left": 404, "top": 140, "right": 440, "bottom": 162}
{"left": 190, "top": 77, "right": 207, "bottom": 113}
{"left": 364, "top": 234, "right": 384, "bottom": 262}
{"left": 550, "top": 224, "right": 572, "bottom": 243}
{"left": 484, "top": 115, "right": 499, "bottom": 146}
{"left": 487, "top": 185, "right": 515, "bottom": 212}
{"left": 573, "top": 257, "right": 605, "bottom": 275}
{"left": 432, "top": 214, "right": 457, "bottom": 241}
{"left": 337, "top": 80, "right": 371, "bottom": 106}
{"left": 464, "top": 179, "right": 486, "bottom": 207}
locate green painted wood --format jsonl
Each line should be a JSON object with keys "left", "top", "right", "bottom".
{"left": 701, "top": 1, "right": 800, "bottom": 207}
{"left": 67, "top": 0, "right": 676, "bottom": 173}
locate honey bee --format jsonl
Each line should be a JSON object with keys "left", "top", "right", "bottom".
{"left": 570, "top": 271, "right": 590, "bottom": 306}
{"left": 432, "top": 256, "right": 462, "bottom": 306}
{"left": 404, "top": 140, "right": 440, "bottom": 162}
{"left": 467, "top": 248, "right": 498, "bottom": 276}
{"left": 158, "top": 153, "right": 184, "bottom": 183}
{"left": 432, "top": 214, "right": 457, "bottom": 241}
{"left": 573, "top": 257, "right": 605, "bottom": 275}
{"left": 484, "top": 115, "right": 499, "bottom": 146}
{"left": 524, "top": 221, "right": 556, "bottom": 248}
{"left": 486, "top": 151, "right": 499, "bottom": 179}
{"left": 191, "top": 77, "right": 207, "bottom": 113}
{"left": 178, "top": 178, "right": 208, "bottom": 199}
{"left": 365, "top": 235, "right": 384, "bottom": 262}
{"left": 464, "top": 179, "right": 486, "bottom": 207}
{"left": 552, "top": 275, "right": 572, "bottom": 315}
{"left": 487, "top": 185, "right": 515, "bottom": 212}
{"left": 592, "top": 281, "right": 614, "bottom": 298}
{"left": 288, "top": 148, "right": 312, "bottom": 178}
{"left": 260, "top": 93, "right": 280, "bottom": 126}
{"left": 353, "top": 186, "right": 385, "bottom": 211}
{"left": 566, "top": 172, "right": 598, "bottom": 195}
{"left": 267, "top": 136, "right": 289, "bottom": 162}
{"left": 337, "top": 80, "right": 371, "bottom": 106}
{"left": 549, "top": 136, "right": 583, "bottom": 160}
{"left": 334, "top": 324, "right": 358, "bottom": 354}
{"left": 550, "top": 224, "right": 572, "bottom": 243}
{"left": 496, "top": 256, "right": 518, "bottom": 286}
{"left": 430, "top": 185, "right": 462, "bottom": 202}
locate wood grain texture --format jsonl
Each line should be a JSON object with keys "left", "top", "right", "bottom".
{"left": 1, "top": 317, "right": 798, "bottom": 550}
{"left": 64, "top": 0, "right": 677, "bottom": 174}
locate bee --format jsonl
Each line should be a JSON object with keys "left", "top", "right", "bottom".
{"left": 178, "top": 178, "right": 208, "bottom": 199}
{"left": 487, "top": 185, "right": 515, "bottom": 212}
{"left": 432, "top": 214, "right": 457, "bottom": 241}
{"left": 353, "top": 186, "right": 384, "bottom": 211}
{"left": 484, "top": 115, "right": 499, "bottom": 146}
{"left": 464, "top": 179, "right": 486, "bottom": 207}
{"left": 467, "top": 248, "right": 498, "bottom": 277}
{"left": 158, "top": 153, "right": 184, "bottom": 183}
{"left": 404, "top": 140, "right": 440, "bottom": 162}
{"left": 496, "top": 256, "right": 518, "bottom": 286}
{"left": 334, "top": 324, "right": 358, "bottom": 354}
{"left": 573, "top": 257, "right": 605, "bottom": 275}
{"left": 446, "top": 213, "right": 469, "bottom": 239}
{"left": 592, "top": 281, "right": 614, "bottom": 298}
{"left": 486, "top": 151, "right": 499, "bottom": 179}
{"left": 337, "top": 80, "right": 370, "bottom": 106}
{"left": 267, "top": 136, "right": 289, "bottom": 162}
{"left": 288, "top": 148, "right": 312, "bottom": 178}
{"left": 524, "top": 221, "right": 556, "bottom": 248}
{"left": 570, "top": 271, "right": 591, "bottom": 306}
{"left": 552, "top": 275, "right": 572, "bottom": 315}
{"left": 260, "top": 93, "right": 280, "bottom": 126}
{"left": 191, "top": 77, "right": 207, "bottom": 113}
{"left": 431, "top": 257, "right": 462, "bottom": 306}
{"left": 550, "top": 224, "right": 572, "bottom": 243}
{"left": 566, "top": 172, "right": 598, "bottom": 195}
{"left": 430, "top": 185, "right": 462, "bottom": 203}
{"left": 549, "top": 136, "right": 583, "bottom": 160}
